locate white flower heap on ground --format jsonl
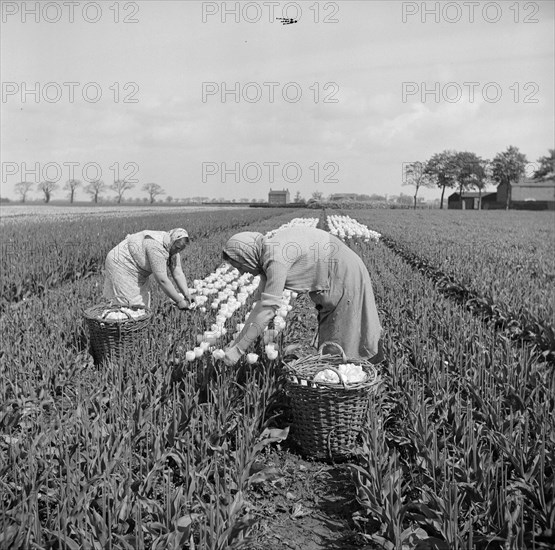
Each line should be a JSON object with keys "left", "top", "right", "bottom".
{"left": 327, "top": 215, "right": 381, "bottom": 242}
{"left": 183, "top": 218, "right": 315, "bottom": 362}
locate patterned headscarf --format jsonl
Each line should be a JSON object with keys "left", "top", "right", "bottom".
{"left": 167, "top": 228, "right": 189, "bottom": 269}
{"left": 223, "top": 232, "right": 264, "bottom": 273}
{"left": 169, "top": 228, "right": 189, "bottom": 247}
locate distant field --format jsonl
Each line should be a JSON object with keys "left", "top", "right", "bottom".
{"left": 0, "top": 203, "right": 253, "bottom": 224}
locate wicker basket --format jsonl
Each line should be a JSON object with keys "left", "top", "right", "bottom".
{"left": 83, "top": 304, "right": 152, "bottom": 365}
{"left": 284, "top": 342, "right": 380, "bottom": 460}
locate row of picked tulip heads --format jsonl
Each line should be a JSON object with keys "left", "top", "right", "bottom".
{"left": 265, "top": 217, "right": 319, "bottom": 238}
{"left": 327, "top": 215, "right": 381, "bottom": 242}
{"left": 187, "top": 264, "right": 252, "bottom": 313}
{"left": 186, "top": 264, "right": 259, "bottom": 361}
{"left": 183, "top": 218, "right": 312, "bottom": 363}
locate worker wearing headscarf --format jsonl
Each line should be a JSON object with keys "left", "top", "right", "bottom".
{"left": 103, "top": 227, "right": 194, "bottom": 309}
{"left": 222, "top": 227, "right": 383, "bottom": 365}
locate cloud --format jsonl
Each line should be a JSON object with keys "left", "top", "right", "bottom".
{"left": 1, "top": 1, "right": 552, "bottom": 200}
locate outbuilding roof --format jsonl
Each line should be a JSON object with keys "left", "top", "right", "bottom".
{"left": 449, "top": 191, "right": 496, "bottom": 199}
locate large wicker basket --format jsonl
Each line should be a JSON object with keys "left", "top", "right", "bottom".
{"left": 284, "top": 342, "right": 380, "bottom": 460}
{"left": 83, "top": 304, "right": 152, "bottom": 365}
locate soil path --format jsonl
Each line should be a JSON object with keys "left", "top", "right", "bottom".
{"left": 246, "top": 294, "right": 374, "bottom": 550}
{"left": 247, "top": 450, "right": 367, "bottom": 550}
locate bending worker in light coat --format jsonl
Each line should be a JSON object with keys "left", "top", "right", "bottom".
{"left": 103, "top": 228, "right": 194, "bottom": 310}
{"left": 222, "top": 227, "right": 383, "bottom": 366}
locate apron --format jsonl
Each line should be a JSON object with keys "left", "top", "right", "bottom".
{"left": 102, "top": 231, "right": 168, "bottom": 307}
{"left": 309, "top": 244, "right": 383, "bottom": 362}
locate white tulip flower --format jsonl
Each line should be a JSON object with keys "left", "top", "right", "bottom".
{"left": 212, "top": 349, "right": 225, "bottom": 360}
{"left": 246, "top": 353, "right": 259, "bottom": 364}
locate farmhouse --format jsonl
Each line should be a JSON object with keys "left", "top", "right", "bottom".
{"left": 447, "top": 191, "right": 497, "bottom": 210}
{"left": 268, "top": 188, "right": 290, "bottom": 205}
{"left": 497, "top": 177, "right": 555, "bottom": 210}
{"left": 448, "top": 176, "right": 555, "bottom": 210}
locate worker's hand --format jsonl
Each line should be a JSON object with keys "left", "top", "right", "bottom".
{"left": 223, "top": 346, "right": 242, "bottom": 367}
{"left": 176, "top": 298, "right": 191, "bottom": 310}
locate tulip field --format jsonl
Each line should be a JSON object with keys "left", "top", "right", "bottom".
{"left": 1, "top": 206, "right": 554, "bottom": 549}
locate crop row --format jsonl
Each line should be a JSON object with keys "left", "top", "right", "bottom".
{"left": 331, "top": 222, "right": 554, "bottom": 548}
{"left": 380, "top": 234, "right": 555, "bottom": 366}
{"left": 328, "top": 210, "right": 555, "bottom": 367}
{"left": 348, "top": 209, "right": 555, "bottom": 327}
{"left": 327, "top": 212, "right": 554, "bottom": 366}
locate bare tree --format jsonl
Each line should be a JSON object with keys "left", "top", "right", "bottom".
{"left": 470, "top": 159, "right": 492, "bottom": 210}
{"left": 14, "top": 181, "right": 34, "bottom": 203}
{"left": 85, "top": 179, "right": 107, "bottom": 204}
{"left": 110, "top": 179, "right": 135, "bottom": 204}
{"left": 38, "top": 180, "right": 58, "bottom": 203}
{"left": 424, "top": 150, "right": 459, "bottom": 209}
{"left": 142, "top": 182, "right": 165, "bottom": 204}
{"left": 403, "top": 161, "right": 434, "bottom": 209}
{"left": 64, "top": 179, "right": 81, "bottom": 203}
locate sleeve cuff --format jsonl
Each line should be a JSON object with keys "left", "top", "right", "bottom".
{"left": 226, "top": 345, "right": 243, "bottom": 364}
{"left": 260, "top": 292, "right": 282, "bottom": 308}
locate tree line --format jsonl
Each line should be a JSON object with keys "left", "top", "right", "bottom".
{"left": 403, "top": 146, "right": 554, "bottom": 209}
{"left": 11, "top": 147, "right": 553, "bottom": 208}
{"left": 13, "top": 179, "right": 166, "bottom": 205}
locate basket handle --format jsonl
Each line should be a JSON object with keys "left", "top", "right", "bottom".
{"left": 100, "top": 306, "right": 133, "bottom": 320}
{"left": 312, "top": 365, "right": 348, "bottom": 389}
{"left": 318, "top": 341, "right": 347, "bottom": 361}
{"left": 106, "top": 300, "right": 147, "bottom": 311}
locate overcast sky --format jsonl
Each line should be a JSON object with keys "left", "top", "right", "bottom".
{"left": 1, "top": 0, "right": 553, "bottom": 202}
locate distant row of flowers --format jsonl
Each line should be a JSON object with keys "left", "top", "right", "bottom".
{"left": 327, "top": 215, "right": 381, "bottom": 242}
